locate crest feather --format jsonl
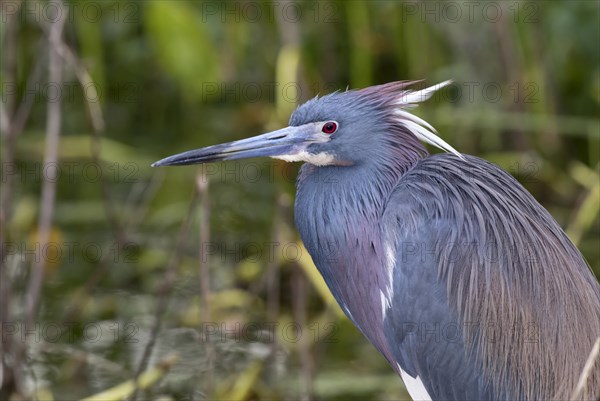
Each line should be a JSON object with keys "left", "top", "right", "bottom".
{"left": 394, "top": 80, "right": 464, "bottom": 160}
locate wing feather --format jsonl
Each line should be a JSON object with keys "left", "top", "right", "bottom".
{"left": 382, "top": 154, "right": 600, "bottom": 400}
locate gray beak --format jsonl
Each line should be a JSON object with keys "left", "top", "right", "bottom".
{"left": 152, "top": 124, "right": 323, "bottom": 167}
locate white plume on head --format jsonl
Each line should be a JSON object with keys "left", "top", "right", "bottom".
{"left": 393, "top": 80, "right": 464, "bottom": 160}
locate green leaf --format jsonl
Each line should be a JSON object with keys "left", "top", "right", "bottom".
{"left": 144, "top": 2, "right": 219, "bottom": 99}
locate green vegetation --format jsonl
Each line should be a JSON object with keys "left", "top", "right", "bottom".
{"left": 1, "top": 1, "right": 598, "bottom": 400}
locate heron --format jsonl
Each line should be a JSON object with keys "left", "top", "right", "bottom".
{"left": 153, "top": 81, "right": 600, "bottom": 400}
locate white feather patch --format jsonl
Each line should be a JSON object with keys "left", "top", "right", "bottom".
{"left": 380, "top": 289, "right": 390, "bottom": 319}
{"left": 342, "top": 305, "right": 354, "bottom": 321}
{"left": 273, "top": 151, "right": 335, "bottom": 166}
{"left": 394, "top": 81, "right": 465, "bottom": 160}
{"left": 398, "top": 364, "right": 433, "bottom": 401}
{"left": 384, "top": 242, "right": 396, "bottom": 294}
{"left": 380, "top": 241, "right": 396, "bottom": 319}
{"left": 397, "top": 80, "right": 453, "bottom": 105}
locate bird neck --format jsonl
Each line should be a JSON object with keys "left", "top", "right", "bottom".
{"left": 296, "top": 146, "right": 425, "bottom": 226}
{"left": 294, "top": 149, "right": 424, "bottom": 325}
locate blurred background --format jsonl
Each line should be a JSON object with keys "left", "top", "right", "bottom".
{"left": 1, "top": 1, "right": 598, "bottom": 400}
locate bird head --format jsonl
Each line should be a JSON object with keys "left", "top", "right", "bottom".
{"left": 152, "top": 80, "right": 461, "bottom": 168}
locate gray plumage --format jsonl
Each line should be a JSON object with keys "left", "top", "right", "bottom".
{"left": 154, "top": 81, "right": 600, "bottom": 400}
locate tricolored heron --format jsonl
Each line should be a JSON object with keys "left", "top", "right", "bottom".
{"left": 153, "top": 81, "right": 600, "bottom": 400}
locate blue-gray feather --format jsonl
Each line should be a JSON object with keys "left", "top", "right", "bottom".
{"left": 382, "top": 154, "right": 600, "bottom": 400}
{"left": 292, "top": 83, "right": 600, "bottom": 400}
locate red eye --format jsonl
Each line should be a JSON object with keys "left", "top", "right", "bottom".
{"left": 322, "top": 121, "right": 338, "bottom": 134}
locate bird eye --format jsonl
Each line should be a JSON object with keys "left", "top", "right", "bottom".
{"left": 322, "top": 121, "right": 338, "bottom": 134}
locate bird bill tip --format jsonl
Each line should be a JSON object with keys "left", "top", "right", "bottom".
{"left": 151, "top": 157, "right": 181, "bottom": 167}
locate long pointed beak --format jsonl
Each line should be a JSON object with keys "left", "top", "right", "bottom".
{"left": 152, "top": 124, "right": 323, "bottom": 167}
